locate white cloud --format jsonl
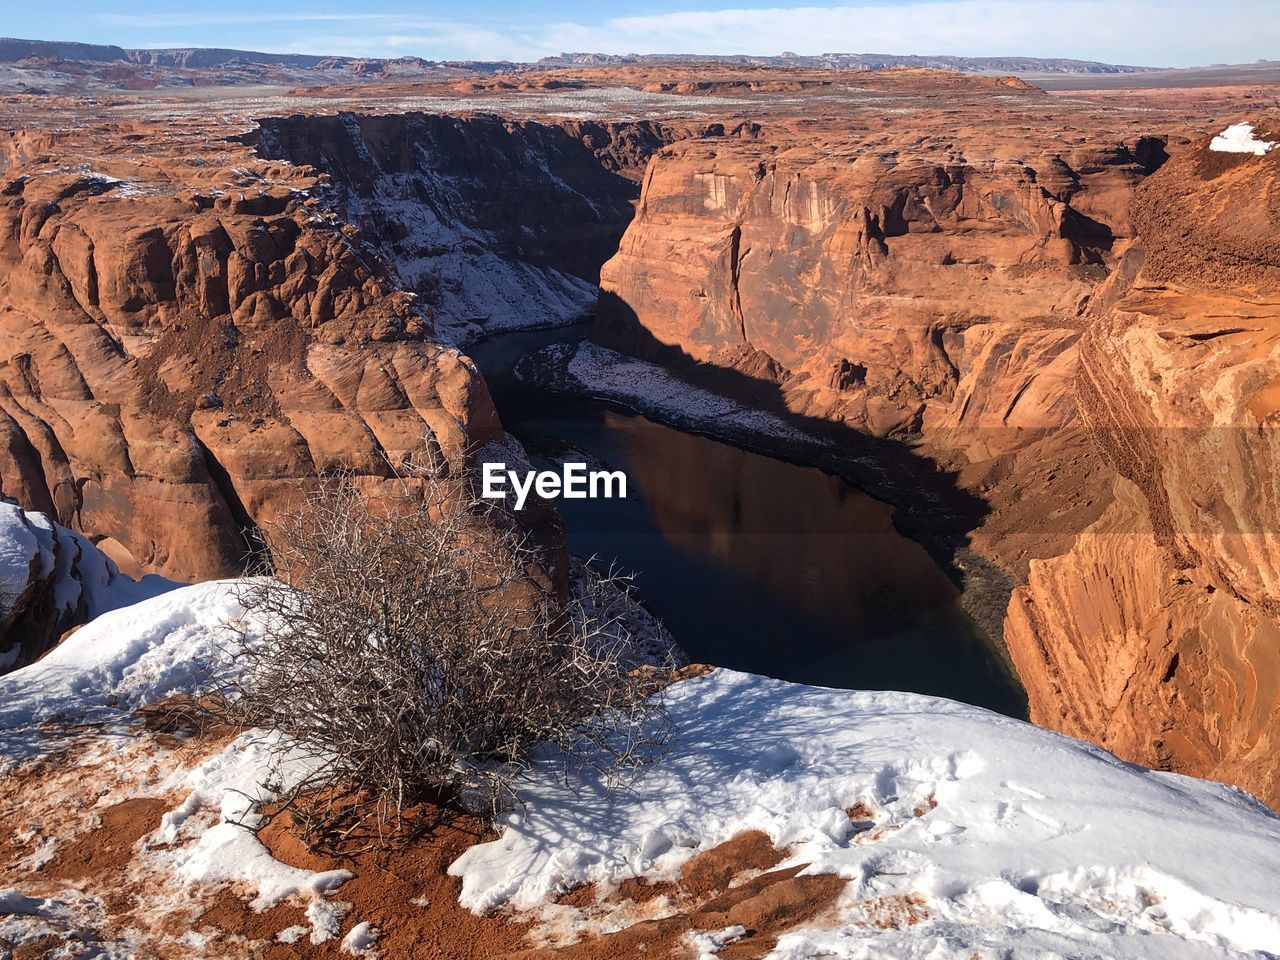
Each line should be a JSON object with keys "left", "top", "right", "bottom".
{"left": 91, "top": 1, "right": 1280, "bottom": 67}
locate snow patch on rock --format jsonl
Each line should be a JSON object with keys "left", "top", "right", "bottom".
{"left": 344, "top": 174, "right": 599, "bottom": 345}
{"left": 1209, "top": 122, "right": 1276, "bottom": 156}
{"left": 0, "top": 500, "right": 180, "bottom": 671}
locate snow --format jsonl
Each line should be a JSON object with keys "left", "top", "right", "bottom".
{"left": 0, "top": 580, "right": 362, "bottom": 947}
{"left": 0, "top": 888, "right": 126, "bottom": 958}
{"left": 0, "top": 502, "right": 40, "bottom": 616}
{"left": 342, "top": 920, "right": 380, "bottom": 955}
{"left": 150, "top": 729, "right": 354, "bottom": 944}
{"left": 450, "top": 669, "right": 1280, "bottom": 958}
{"left": 520, "top": 340, "right": 820, "bottom": 449}
{"left": 0, "top": 580, "right": 243, "bottom": 735}
{"left": 305, "top": 897, "right": 353, "bottom": 945}
{"left": 1209, "top": 122, "right": 1276, "bottom": 156}
{"left": 277, "top": 924, "right": 309, "bottom": 943}
{"left": 159, "top": 731, "right": 352, "bottom": 916}
{"left": 686, "top": 924, "right": 748, "bottom": 958}
{"left": 0, "top": 501, "right": 180, "bottom": 668}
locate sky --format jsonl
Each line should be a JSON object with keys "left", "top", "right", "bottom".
{"left": 7, "top": 1, "right": 1279, "bottom": 68}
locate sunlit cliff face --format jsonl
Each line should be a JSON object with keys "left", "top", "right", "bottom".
{"left": 0, "top": 67, "right": 1277, "bottom": 805}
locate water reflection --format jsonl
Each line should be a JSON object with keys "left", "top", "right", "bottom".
{"left": 616, "top": 411, "right": 962, "bottom": 631}
{"left": 470, "top": 329, "right": 1027, "bottom": 718}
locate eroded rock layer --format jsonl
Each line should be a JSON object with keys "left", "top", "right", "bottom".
{"left": 1006, "top": 127, "right": 1280, "bottom": 803}
{"left": 0, "top": 142, "right": 500, "bottom": 583}
{"left": 0, "top": 499, "right": 166, "bottom": 670}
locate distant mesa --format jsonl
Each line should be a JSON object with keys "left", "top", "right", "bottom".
{"left": 0, "top": 36, "right": 1159, "bottom": 77}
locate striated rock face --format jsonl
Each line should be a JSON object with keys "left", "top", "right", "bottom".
{"left": 256, "top": 113, "right": 684, "bottom": 343}
{"left": 1006, "top": 126, "right": 1280, "bottom": 804}
{"left": 0, "top": 160, "right": 501, "bottom": 583}
{"left": 597, "top": 96, "right": 1164, "bottom": 438}
{"left": 585, "top": 75, "right": 1280, "bottom": 803}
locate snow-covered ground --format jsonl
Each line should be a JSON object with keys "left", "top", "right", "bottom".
{"left": 0, "top": 581, "right": 366, "bottom": 951}
{"left": 4, "top": 581, "right": 1280, "bottom": 957}
{"left": 453, "top": 669, "right": 1280, "bottom": 958}
{"left": 0, "top": 581, "right": 243, "bottom": 739}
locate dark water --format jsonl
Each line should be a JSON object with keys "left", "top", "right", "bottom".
{"left": 470, "top": 328, "right": 1026, "bottom": 718}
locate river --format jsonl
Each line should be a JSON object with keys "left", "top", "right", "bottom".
{"left": 469, "top": 327, "right": 1027, "bottom": 718}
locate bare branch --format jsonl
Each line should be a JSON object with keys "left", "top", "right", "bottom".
{"left": 208, "top": 468, "right": 671, "bottom": 851}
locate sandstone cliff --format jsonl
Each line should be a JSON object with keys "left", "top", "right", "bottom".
{"left": 596, "top": 91, "right": 1165, "bottom": 440}
{"left": 1006, "top": 125, "right": 1280, "bottom": 803}
{"left": 0, "top": 157, "right": 500, "bottom": 586}
{"left": 256, "top": 113, "right": 686, "bottom": 342}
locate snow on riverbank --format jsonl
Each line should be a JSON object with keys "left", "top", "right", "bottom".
{"left": 519, "top": 340, "right": 825, "bottom": 451}
{"left": 452, "top": 669, "right": 1280, "bottom": 958}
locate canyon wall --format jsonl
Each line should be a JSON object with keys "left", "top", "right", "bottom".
{"left": 0, "top": 161, "right": 501, "bottom": 586}
{"left": 256, "top": 113, "right": 688, "bottom": 342}
{"left": 597, "top": 118, "right": 1164, "bottom": 440}
{"left": 2, "top": 73, "right": 1274, "bottom": 802}
{"left": 1006, "top": 128, "right": 1280, "bottom": 803}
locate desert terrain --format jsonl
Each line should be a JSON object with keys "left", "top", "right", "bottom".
{"left": 1, "top": 44, "right": 1279, "bottom": 958}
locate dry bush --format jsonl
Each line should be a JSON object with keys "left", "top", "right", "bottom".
{"left": 217, "top": 469, "right": 671, "bottom": 848}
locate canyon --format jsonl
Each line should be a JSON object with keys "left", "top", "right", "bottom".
{"left": 0, "top": 60, "right": 1276, "bottom": 818}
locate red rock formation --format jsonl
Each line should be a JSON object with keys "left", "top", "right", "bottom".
{"left": 1006, "top": 125, "right": 1280, "bottom": 803}
{"left": 0, "top": 160, "right": 500, "bottom": 581}
{"left": 597, "top": 93, "right": 1163, "bottom": 439}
